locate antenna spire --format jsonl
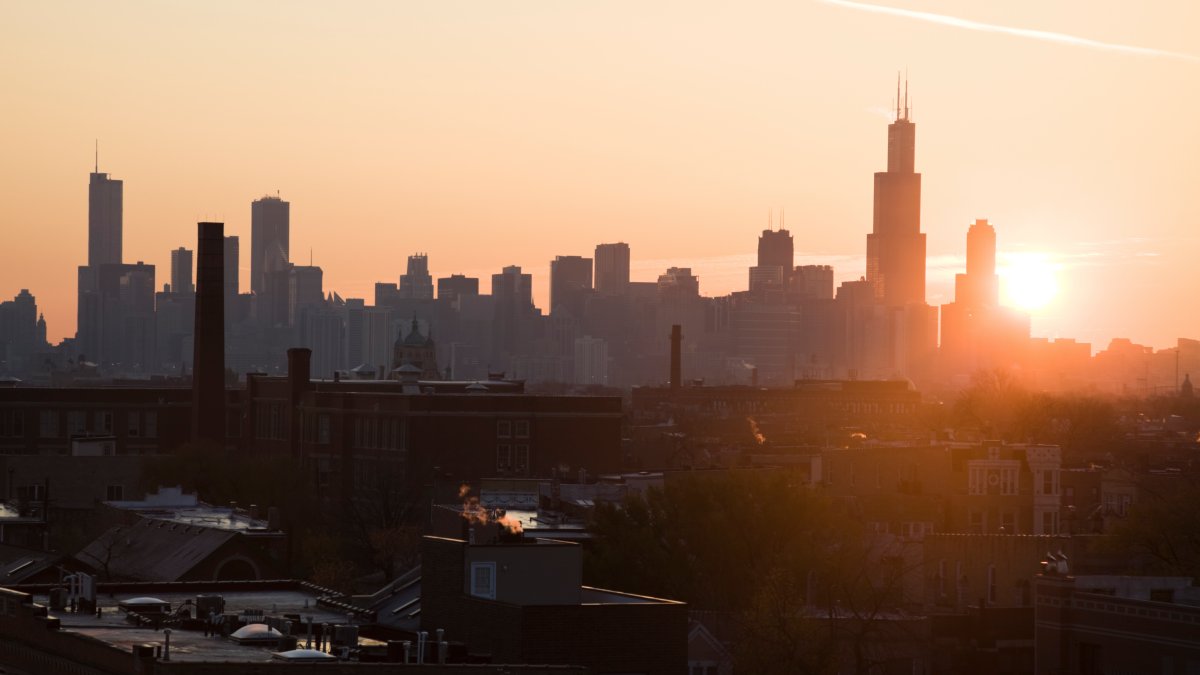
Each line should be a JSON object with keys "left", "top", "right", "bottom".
{"left": 895, "top": 72, "right": 901, "bottom": 120}
{"left": 904, "top": 71, "right": 910, "bottom": 120}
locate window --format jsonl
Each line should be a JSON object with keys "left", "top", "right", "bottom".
{"left": 470, "top": 562, "right": 496, "bottom": 599}
{"left": 0, "top": 410, "right": 24, "bottom": 437}
{"left": 1041, "top": 511, "right": 1058, "bottom": 535}
{"left": 496, "top": 445, "right": 512, "bottom": 472}
{"left": 1001, "top": 512, "right": 1016, "bottom": 534}
{"left": 318, "top": 414, "right": 331, "bottom": 444}
{"left": 99, "top": 411, "right": 113, "bottom": 433}
{"left": 969, "top": 511, "right": 985, "bottom": 534}
{"left": 496, "top": 421, "right": 511, "bottom": 438}
{"left": 987, "top": 565, "right": 996, "bottom": 605}
{"left": 937, "top": 560, "right": 946, "bottom": 598}
{"left": 127, "top": 412, "right": 140, "bottom": 438}
{"left": 39, "top": 411, "right": 58, "bottom": 438}
{"left": 514, "top": 420, "right": 530, "bottom": 438}
{"left": 515, "top": 445, "right": 529, "bottom": 473}
{"left": 16, "top": 484, "right": 44, "bottom": 503}
{"left": 106, "top": 485, "right": 124, "bottom": 501}
{"left": 67, "top": 411, "right": 86, "bottom": 436}
{"left": 144, "top": 411, "right": 157, "bottom": 438}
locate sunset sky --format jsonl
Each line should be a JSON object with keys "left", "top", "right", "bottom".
{"left": 2, "top": 1, "right": 1197, "bottom": 350}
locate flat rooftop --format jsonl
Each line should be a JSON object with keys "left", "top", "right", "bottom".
{"left": 30, "top": 583, "right": 361, "bottom": 663}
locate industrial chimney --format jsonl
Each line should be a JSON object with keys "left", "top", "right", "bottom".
{"left": 192, "top": 222, "right": 226, "bottom": 446}
{"left": 669, "top": 324, "right": 682, "bottom": 391}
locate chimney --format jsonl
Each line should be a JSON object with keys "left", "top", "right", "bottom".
{"left": 191, "top": 222, "right": 226, "bottom": 446}
{"left": 669, "top": 324, "right": 682, "bottom": 390}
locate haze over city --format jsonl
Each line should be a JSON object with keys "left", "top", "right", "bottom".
{"left": 3, "top": 1, "right": 1198, "bottom": 349}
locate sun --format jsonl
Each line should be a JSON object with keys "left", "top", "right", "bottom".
{"left": 1000, "top": 253, "right": 1058, "bottom": 311}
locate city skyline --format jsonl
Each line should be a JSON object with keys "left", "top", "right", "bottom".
{"left": 2, "top": 1, "right": 1198, "bottom": 350}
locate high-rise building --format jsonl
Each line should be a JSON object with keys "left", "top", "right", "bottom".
{"left": 437, "top": 274, "right": 479, "bottom": 303}
{"left": 757, "top": 229, "right": 794, "bottom": 271}
{"left": 223, "top": 236, "right": 240, "bottom": 298}
{"left": 170, "top": 247, "right": 194, "bottom": 295}
{"left": 250, "top": 195, "right": 289, "bottom": 295}
{"left": 955, "top": 219, "right": 999, "bottom": 308}
{"left": 549, "top": 255, "right": 592, "bottom": 317}
{"left": 288, "top": 265, "right": 323, "bottom": 327}
{"left": 940, "top": 219, "right": 1029, "bottom": 380}
{"left": 398, "top": 254, "right": 435, "bottom": 300}
{"left": 88, "top": 161, "right": 123, "bottom": 267}
{"left": 751, "top": 229, "right": 794, "bottom": 293}
{"left": 866, "top": 79, "right": 926, "bottom": 307}
{"left": 594, "top": 243, "right": 630, "bottom": 295}
{"left": 792, "top": 265, "right": 834, "bottom": 301}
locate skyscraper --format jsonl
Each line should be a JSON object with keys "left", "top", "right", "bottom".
{"left": 437, "top": 274, "right": 479, "bottom": 303}
{"left": 170, "top": 247, "right": 194, "bottom": 295}
{"left": 250, "top": 195, "right": 289, "bottom": 295}
{"left": 594, "top": 243, "right": 630, "bottom": 295}
{"left": 223, "top": 236, "right": 240, "bottom": 298}
{"left": 866, "top": 78, "right": 925, "bottom": 306}
{"left": 549, "top": 255, "right": 592, "bottom": 317}
{"left": 955, "top": 219, "right": 999, "bottom": 307}
{"left": 399, "top": 253, "right": 434, "bottom": 300}
{"left": 757, "top": 229, "right": 794, "bottom": 271}
{"left": 88, "top": 157, "right": 123, "bottom": 267}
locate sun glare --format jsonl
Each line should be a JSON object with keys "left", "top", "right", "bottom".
{"left": 1001, "top": 253, "right": 1058, "bottom": 311}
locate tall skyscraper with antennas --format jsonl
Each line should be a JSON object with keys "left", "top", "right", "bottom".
{"left": 866, "top": 76, "right": 925, "bottom": 306}
{"left": 88, "top": 146, "right": 123, "bottom": 267}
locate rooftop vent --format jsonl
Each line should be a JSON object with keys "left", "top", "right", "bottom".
{"left": 272, "top": 648, "right": 337, "bottom": 662}
{"left": 230, "top": 623, "right": 284, "bottom": 644}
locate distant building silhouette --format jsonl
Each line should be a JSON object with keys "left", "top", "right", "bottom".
{"left": 87, "top": 162, "right": 122, "bottom": 268}
{"left": 594, "top": 242, "right": 630, "bottom": 295}
{"left": 250, "top": 195, "right": 289, "bottom": 295}
{"left": 549, "top": 255, "right": 592, "bottom": 318}
{"left": 940, "top": 219, "right": 1030, "bottom": 382}
{"left": 399, "top": 253, "right": 434, "bottom": 300}
{"left": 866, "top": 79, "right": 925, "bottom": 306}
{"left": 437, "top": 274, "right": 479, "bottom": 303}
{"left": 169, "top": 247, "right": 194, "bottom": 295}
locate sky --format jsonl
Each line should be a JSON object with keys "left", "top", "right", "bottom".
{"left": 1, "top": 1, "right": 1197, "bottom": 350}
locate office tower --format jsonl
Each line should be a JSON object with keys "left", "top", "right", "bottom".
{"left": 955, "top": 219, "right": 999, "bottom": 307}
{"left": 792, "top": 265, "right": 835, "bottom": 301}
{"left": 0, "top": 290, "right": 40, "bottom": 371}
{"left": 549, "top": 255, "right": 592, "bottom": 317}
{"left": 492, "top": 265, "right": 534, "bottom": 312}
{"left": 288, "top": 266, "right": 323, "bottom": 326}
{"left": 437, "top": 274, "right": 480, "bottom": 303}
{"left": 170, "top": 247, "right": 194, "bottom": 295}
{"left": 574, "top": 336, "right": 609, "bottom": 385}
{"left": 751, "top": 228, "right": 794, "bottom": 293}
{"left": 223, "top": 236, "right": 239, "bottom": 298}
{"left": 594, "top": 242, "right": 631, "bottom": 294}
{"left": 250, "top": 195, "right": 289, "bottom": 294}
{"left": 866, "top": 79, "right": 926, "bottom": 306}
{"left": 941, "top": 219, "right": 1029, "bottom": 379}
{"left": 399, "top": 254, "right": 434, "bottom": 300}
{"left": 192, "top": 222, "right": 225, "bottom": 445}
{"left": 375, "top": 282, "right": 400, "bottom": 308}
{"left": 344, "top": 298, "right": 366, "bottom": 368}
{"left": 757, "top": 229, "right": 794, "bottom": 271}
{"left": 656, "top": 267, "right": 700, "bottom": 301}
{"left": 492, "top": 265, "right": 535, "bottom": 361}
{"left": 88, "top": 157, "right": 123, "bottom": 267}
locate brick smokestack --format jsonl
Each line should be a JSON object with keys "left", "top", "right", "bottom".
{"left": 669, "top": 324, "right": 682, "bottom": 391}
{"left": 192, "top": 222, "right": 226, "bottom": 446}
